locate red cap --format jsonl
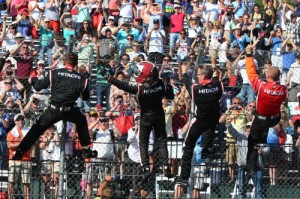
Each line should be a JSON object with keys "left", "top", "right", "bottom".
{"left": 96, "top": 104, "right": 102, "bottom": 110}
{"left": 29, "top": 70, "right": 38, "bottom": 78}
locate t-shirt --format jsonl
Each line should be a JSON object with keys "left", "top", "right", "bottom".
{"left": 7, "top": 127, "right": 31, "bottom": 161}
{"left": 170, "top": 13, "right": 185, "bottom": 33}
{"left": 40, "top": 26, "right": 53, "bottom": 47}
{"left": 148, "top": 29, "right": 165, "bottom": 53}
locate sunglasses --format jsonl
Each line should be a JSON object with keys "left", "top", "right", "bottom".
{"left": 127, "top": 38, "right": 133, "bottom": 40}
{"left": 163, "top": 59, "right": 170, "bottom": 61}
{"left": 246, "top": 125, "right": 251, "bottom": 128}
{"left": 122, "top": 58, "right": 129, "bottom": 61}
{"left": 233, "top": 102, "right": 241, "bottom": 104}
{"left": 109, "top": 19, "right": 114, "bottom": 21}
{"left": 249, "top": 105, "right": 256, "bottom": 108}
{"left": 4, "top": 82, "right": 12, "bottom": 85}
{"left": 39, "top": 64, "right": 45, "bottom": 66}
{"left": 45, "top": 21, "right": 50, "bottom": 23}
{"left": 178, "top": 104, "right": 186, "bottom": 107}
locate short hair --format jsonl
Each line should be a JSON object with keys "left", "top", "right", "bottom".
{"left": 197, "top": 65, "right": 213, "bottom": 79}
{"left": 66, "top": 53, "right": 78, "bottom": 67}
{"left": 267, "top": 67, "right": 280, "bottom": 81}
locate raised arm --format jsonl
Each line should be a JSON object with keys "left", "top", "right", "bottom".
{"left": 181, "top": 63, "right": 193, "bottom": 96}
{"left": 245, "top": 45, "right": 261, "bottom": 92}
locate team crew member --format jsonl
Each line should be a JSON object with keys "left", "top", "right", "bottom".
{"left": 12, "top": 53, "right": 97, "bottom": 160}
{"left": 175, "top": 64, "right": 223, "bottom": 194}
{"left": 102, "top": 61, "right": 174, "bottom": 179}
{"left": 245, "top": 45, "right": 287, "bottom": 174}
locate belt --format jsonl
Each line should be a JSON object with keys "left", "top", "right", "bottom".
{"left": 255, "top": 112, "right": 280, "bottom": 120}
{"left": 50, "top": 104, "right": 72, "bottom": 112}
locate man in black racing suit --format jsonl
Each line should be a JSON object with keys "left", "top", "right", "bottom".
{"left": 174, "top": 64, "right": 223, "bottom": 198}
{"left": 103, "top": 61, "right": 174, "bottom": 179}
{"left": 13, "top": 53, "right": 96, "bottom": 160}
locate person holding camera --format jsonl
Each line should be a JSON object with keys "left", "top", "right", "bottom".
{"left": 37, "top": 16, "right": 54, "bottom": 67}
{"left": 86, "top": 116, "right": 121, "bottom": 199}
{"left": 146, "top": 19, "right": 166, "bottom": 64}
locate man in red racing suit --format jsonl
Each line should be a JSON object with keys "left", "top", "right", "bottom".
{"left": 245, "top": 45, "right": 287, "bottom": 174}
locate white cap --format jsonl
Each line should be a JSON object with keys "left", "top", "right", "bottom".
{"left": 14, "top": 32, "right": 25, "bottom": 38}
{"left": 174, "top": 4, "right": 181, "bottom": 8}
{"left": 44, "top": 17, "right": 50, "bottom": 22}
{"left": 134, "top": 112, "right": 140, "bottom": 120}
{"left": 37, "top": 60, "right": 45, "bottom": 65}
{"left": 246, "top": 122, "right": 252, "bottom": 127}
{"left": 14, "top": 113, "right": 24, "bottom": 121}
{"left": 108, "top": 16, "right": 114, "bottom": 20}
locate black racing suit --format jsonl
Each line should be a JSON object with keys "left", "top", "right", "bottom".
{"left": 16, "top": 68, "right": 91, "bottom": 154}
{"left": 109, "top": 78, "right": 174, "bottom": 167}
{"left": 179, "top": 73, "right": 223, "bottom": 180}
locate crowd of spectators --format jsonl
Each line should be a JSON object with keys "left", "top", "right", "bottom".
{"left": 1, "top": 0, "right": 300, "bottom": 198}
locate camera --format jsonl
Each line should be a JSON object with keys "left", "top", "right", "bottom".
{"left": 6, "top": 69, "right": 13, "bottom": 76}
{"left": 232, "top": 106, "right": 241, "bottom": 111}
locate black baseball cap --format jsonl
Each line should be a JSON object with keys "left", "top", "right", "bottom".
{"left": 153, "top": 19, "right": 160, "bottom": 24}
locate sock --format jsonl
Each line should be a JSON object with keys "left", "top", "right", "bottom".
{"left": 82, "top": 146, "right": 89, "bottom": 150}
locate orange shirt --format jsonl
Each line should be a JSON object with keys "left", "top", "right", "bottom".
{"left": 6, "top": 128, "right": 31, "bottom": 161}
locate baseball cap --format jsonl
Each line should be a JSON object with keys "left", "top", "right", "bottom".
{"left": 14, "top": 113, "right": 25, "bottom": 121}
{"left": 134, "top": 112, "right": 140, "bottom": 120}
{"left": 37, "top": 60, "right": 45, "bottom": 65}
{"left": 44, "top": 18, "right": 50, "bottom": 22}
{"left": 233, "top": 42, "right": 240, "bottom": 48}
{"left": 174, "top": 4, "right": 181, "bottom": 8}
{"left": 246, "top": 122, "right": 252, "bottom": 127}
{"left": 153, "top": 19, "right": 160, "bottom": 24}
{"left": 108, "top": 16, "right": 114, "bottom": 20}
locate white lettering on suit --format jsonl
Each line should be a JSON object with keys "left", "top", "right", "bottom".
{"left": 143, "top": 86, "right": 163, "bottom": 94}
{"left": 198, "top": 87, "right": 219, "bottom": 94}
{"left": 57, "top": 72, "right": 81, "bottom": 79}
{"left": 263, "top": 89, "right": 284, "bottom": 96}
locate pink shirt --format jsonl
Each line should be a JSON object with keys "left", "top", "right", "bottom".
{"left": 170, "top": 13, "right": 185, "bottom": 33}
{"left": 109, "top": 0, "right": 120, "bottom": 16}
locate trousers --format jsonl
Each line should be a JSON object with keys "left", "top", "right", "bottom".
{"left": 180, "top": 118, "right": 216, "bottom": 179}
{"left": 139, "top": 112, "right": 168, "bottom": 167}
{"left": 17, "top": 106, "right": 91, "bottom": 154}
{"left": 246, "top": 115, "right": 280, "bottom": 173}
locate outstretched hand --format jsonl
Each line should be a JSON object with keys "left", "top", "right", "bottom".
{"left": 245, "top": 44, "right": 253, "bottom": 54}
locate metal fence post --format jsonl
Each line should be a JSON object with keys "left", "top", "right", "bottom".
{"left": 58, "top": 121, "right": 67, "bottom": 199}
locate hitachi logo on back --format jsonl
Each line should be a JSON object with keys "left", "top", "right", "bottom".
{"left": 58, "top": 72, "right": 81, "bottom": 79}
{"left": 264, "top": 89, "right": 284, "bottom": 96}
{"left": 143, "top": 86, "right": 162, "bottom": 94}
{"left": 198, "top": 87, "right": 219, "bottom": 94}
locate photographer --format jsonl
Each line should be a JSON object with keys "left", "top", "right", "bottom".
{"left": 37, "top": 16, "right": 54, "bottom": 67}
{"left": 86, "top": 116, "right": 121, "bottom": 199}
{"left": 146, "top": 19, "right": 166, "bottom": 65}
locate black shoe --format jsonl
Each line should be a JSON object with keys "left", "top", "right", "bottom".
{"left": 82, "top": 148, "right": 98, "bottom": 159}
{"left": 163, "top": 165, "right": 173, "bottom": 178}
{"left": 175, "top": 176, "right": 189, "bottom": 187}
{"left": 142, "top": 166, "right": 151, "bottom": 181}
{"left": 12, "top": 149, "right": 24, "bottom": 160}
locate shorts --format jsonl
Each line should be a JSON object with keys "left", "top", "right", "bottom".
{"left": 225, "top": 140, "right": 238, "bottom": 165}
{"left": 191, "top": 164, "right": 206, "bottom": 189}
{"left": 8, "top": 160, "right": 32, "bottom": 184}
{"left": 86, "top": 159, "right": 112, "bottom": 184}
{"left": 40, "top": 161, "right": 60, "bottom": 174}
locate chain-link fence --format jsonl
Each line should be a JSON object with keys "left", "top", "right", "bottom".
{"left": 0, "top": 37, "right": 300, "bottom": 199}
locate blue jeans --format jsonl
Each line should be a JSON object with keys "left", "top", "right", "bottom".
{"left": 169, "top": 33, "right": 180, "bottom": 49}
{"left": 39, "top": 45, "right": 52, "bottom": 66}
{"left": 0, "top": 135, "right": 7, "bottom": 170}
{"left": 237, "top": 166, "right": 263, "bottom": 199}
{"left": 237, "top": 84, "right": 255, "bottom": 105}
{"left": 96, "top": 85, "right": 110, "bottom": 110}
{"left": 77, "top": 98, "right": 91, "bottom": 113}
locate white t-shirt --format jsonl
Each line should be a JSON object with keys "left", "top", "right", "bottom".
{"left": 127, "top": 127, "right": 154, "bottom": 163}
{"left": 148, "top": 29, "right": 165, "bottom": 53}
{"left": 120, "top": 2, "right": 133, "bottom": 18}
{"left": 188, "top": 25, "right": 202, "bottom": 38}
{"left": 237, "top": 59, "right": 258, "bottom": 84}
{"left": 29, "top": 1, "right": 45, "bottom": 21}
{"left": 93, "top": 129, "right": 114, "bottom": 159}
{"left": 203, "top": 2, "right": 220, "bottom": 22}
{"left": 218, "top": 41, "right": 228, "bottom": 63}
{"left": 287, "top": 62, "right": 300, "bottom": 84}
